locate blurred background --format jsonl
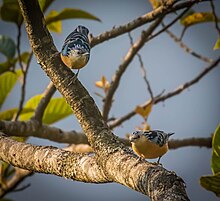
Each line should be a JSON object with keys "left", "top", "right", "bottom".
{"left": 0, "top": 0, "right": 220, "bottom": 200}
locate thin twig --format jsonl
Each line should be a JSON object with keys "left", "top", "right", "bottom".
{"left": 14, "top": 52, "right": 33, "bottom": 121}
{"left": 154, "top": 56, "right": 220, "bottom": 102}
{"left": 31, "top": 81, "right": 56, "bottom": 122}
{"left": 149, "top": 6, "right": 193, "bottom": 41}
{"left": 180, "top": 27, "right": 187, "bottom": 40}
{"left": 90, "top": 0, "right": 175, "bottom": 47}
{"left": 14, "top": 25, "right": 33, "bottom": 121}
{"left": 12, "top": 183, "right": 31, "bottom": 192}
{"left": 103, "top": 7, "right": 194, "bottom": 122}
{"left": 0, "top": 168, "right": 32, "bottom": 198}
{"left": 109, "top": 56, "right": 220, "bottom": 128}
{"left": 107, "top": 90, "right": 164, "bottom": 128}
{"left": 164, "top": 27, "right": 213, "bottom": 63}
{"left": 128, "top": 32, "right": 154, "bottom": 100}
{"left": 168, "top": 137, "right": 212, "bottom": 150}
{"left": 16, "top": 25, "right": 24, "bottom": 72}
{"left": 90, "top": 0, "right": 204, "bottom": 47}
{"left": 210, "top": 0, "right": 220, "bottom": 36}
{"left": 102, "top": 17, "right": 164, "bottom": 121}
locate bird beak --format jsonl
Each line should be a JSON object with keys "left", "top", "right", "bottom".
{"left": 82, "top": 52, "right": 90, "bottom": 56}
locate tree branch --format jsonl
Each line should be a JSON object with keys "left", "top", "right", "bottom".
{"left": 210, "top": 0, "right": 220, "bottom": 36}
{"left": 128, "top": 32, "right": 154, "bottom": 100}
{"left": 164, "top": 27, "right": 213, "bottom": 63}
{"left": 0, "top": 120, "right": 88, "bottom": 145}
{"left": 109, "top": 56, "right": 220, "bottom": 128}
{"left": 0, "top": 133, "right": 189, "bottom": 200}
{"left": 31, "top": 81, "right": 56, "bottom": 122}
{"left": 0, "top": 168, "right": 32, "bottom": 198}
{"left": 90, "top": 0, "right": 203, "bottom": 47}
{"left": 0, "top": 133, "right": 108, "bottom": 183}
{"left": 14, "top": 47, "right": 33, "bottom": 121}
{"left": 102, "top": 17, "right": 163, "bottom": 121}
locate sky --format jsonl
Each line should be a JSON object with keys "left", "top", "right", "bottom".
{"left": 1, "top": 0, "right": 220, "bottom": 201}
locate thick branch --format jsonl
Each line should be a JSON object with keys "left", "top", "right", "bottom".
{"left": 0, "top": 120, "right": 88, "bottom": 145}
{"left": 0, "top": 133, "right": 189, "bottom": 200}
{"left": 0, "top": 133, "right": 108, "bottom": 183}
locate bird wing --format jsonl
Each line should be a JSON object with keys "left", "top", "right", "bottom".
{"left": 143, "top": 130, "right": 166, "bottom": 147}
{"left": 61, "top": 32, "right": 90, "bottom": 56}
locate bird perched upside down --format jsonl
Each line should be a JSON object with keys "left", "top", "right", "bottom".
{"left": 60, "top": 25, "right": 90, "bottom": 76}
{"left": 129, "top": 130, "right": 174, "bottom": 163}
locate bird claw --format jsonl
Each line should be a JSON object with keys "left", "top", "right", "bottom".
{"left": 150, "top": 161, "right": 163, "bottom": 166}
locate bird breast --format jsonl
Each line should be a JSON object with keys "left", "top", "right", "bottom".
{"left": 131, "top": 136, "right": 169, "bottom": 159}
{"left": 61, "top": 50, "right": 89, "bottom": 69}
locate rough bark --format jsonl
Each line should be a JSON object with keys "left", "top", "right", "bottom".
{"left": 0, "top": 133, "right": 108, "bottom": 183}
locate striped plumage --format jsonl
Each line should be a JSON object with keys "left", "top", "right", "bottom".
{"left": 60, "top": 25, "right": 90, "bottom": 75}
{"left": 129, "top": 130, "right": 174, "bottom": 163}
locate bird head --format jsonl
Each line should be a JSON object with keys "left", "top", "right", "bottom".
{"left": 75, "top": 25, "right": 89, "bottom": 35}
{"left": 129, "top": 131, "right": 143, "bottom": 143}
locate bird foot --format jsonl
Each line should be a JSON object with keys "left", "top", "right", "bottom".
{"left": 66, "top": 75, "right": 78, "bottom": 87}
{"left": 151, "top": 161, "right": 163, "bottom": 166}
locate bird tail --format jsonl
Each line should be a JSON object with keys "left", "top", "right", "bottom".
{"left": 168, "top": 132, "right": 174, "bottom": 137}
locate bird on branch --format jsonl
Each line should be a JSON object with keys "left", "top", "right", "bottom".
{"left": 60, "top": 25, "right": 90, "bottom": 77}
{"left": 129, "top": 130, "right": 174, "bottom": 163}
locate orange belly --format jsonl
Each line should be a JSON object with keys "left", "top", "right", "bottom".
{"left": 131, "top": 138, "right": 168, "bottom": 159}
{"left": 60, "top": 53, "right": 88, "bottom": 69}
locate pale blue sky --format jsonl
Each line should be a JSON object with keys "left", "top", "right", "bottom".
{"left": 1, "top": 0, "right": 220, "bottom": 201}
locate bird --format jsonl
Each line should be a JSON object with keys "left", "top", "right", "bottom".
{"left": 60, "top": 25, "right": 90, "bottom": 77}
{"left": 129, "top": 130, "right": 174, "bottom": 163}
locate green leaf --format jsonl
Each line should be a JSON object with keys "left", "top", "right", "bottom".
{"left": 200, "top": 173, "right": 220, "bottom": 197}
{"left": 43, "top": 97, "right": 72, "bottom": 124}
{"left": 0, "top": 70, "right": 22, "bottom": 109}
{"left": 38, "top": 0, "right": 55, "bottom": 12}
{"left": 211, "top": 124, "right": 220, "bottom": 174}
{"left": 0, "top": 52, "right": 30, "bottom": 75}
{"left": 180, "top": 12, "right": 218, "bottom": 27}
{"left": 213, "top": 38, "right": 220, "bottom": 50}
{"left": 19, "top": 95, "right": 72, "bottom": 124}
{"left": 46, "top": 10, "right": 62, "bottom": 33}
{"left": 0, "top": 108, "right": 33, "bottom": 120}
{"left": 45, "top": 8, "right": 101, "bottom": 25}
{"left": 0, "top": 35, "right": 16, "bottom": 58}
{"left": 0, "top": 60, "right": 16, "bottom": 75}
{"left": 0, "top": 0, "right": 23, "bottom": 25}
{"left": 20, "top": 51, "right": 31, "bottom": 64}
